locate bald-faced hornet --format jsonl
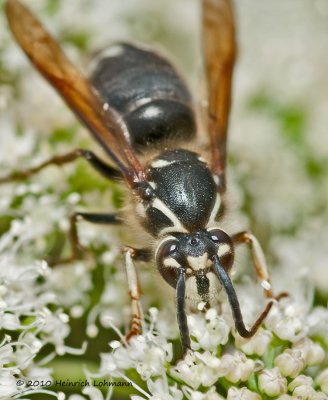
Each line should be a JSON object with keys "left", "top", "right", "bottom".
{"left": 3, "top": 0, "right": 280, "bottom": 354}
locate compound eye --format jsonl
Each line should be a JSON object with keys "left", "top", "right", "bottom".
{"left": 208, "top": 228, "right": 230, "bottom": 243}
{"left": 155, "top": 238, "right": 180, "bottom": 288}
{"left": 208, "top": 228, "right": 234, "bottom": 271}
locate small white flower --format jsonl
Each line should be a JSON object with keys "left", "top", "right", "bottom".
{"left": 0, "top": 313, "right": 20, "bottom": 330}
{"left": 311, "top": 391, "right": 328, "bottom": 400}
{"left": 183, "top": 385, "right": 224, "bottom": 400}
{"left": 0, "top": 370, "right": 18, "bottom": 398}
{"left": 316, "top": 369, "right": 328, "bottom": 395}
{"left": 147, "top": 378, "right": 183, "bottom": 400}
{"left": 292, "top": 338, "right": 325, "bottom": 366}
{"left": 187, "top": 309, "right": 230, "bottom": 351}
{"left": 217, "top": 351, "right": 255, "bottom": 383}
{"left": 172, "top": 350, "right": 222, "bottom": 389}
{"left": 288, "top": 375, "right": 314, "bottom": 399}
{"left": 288, "top": 375, "right": 313, "bottom": 391}
{"left": 171, "top": 352, "right": 204, "bottom": 390}
{"left": 274, "top": 348, "right": 306, "bottom": 378}
{"left": 264, "top": 299, "right": 308, "bottom": 342}
{"left": 235, "top": 328, "right": 272, "bottom": 356}
{"left": 101, "top": 330, "right": 172, "bottom": 380}
{"left": 258, "top": 367, "right": 287, "bottom": 397}
{"left": 306, "top": 307, "right": 328, "bottom": 343}
{"left": 82, "top": 387, "right": 104, "bottom": 400}
{"left": 194, "top": 351, "right": 222, "bottom": 386}
{"left": 227, "top": 387, "right": 261, "bottom": 400}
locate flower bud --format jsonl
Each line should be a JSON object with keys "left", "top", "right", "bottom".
{"left": 316, "top": 369, "right": 328, "bottom": 395}
{"left": 258, "top": 367, "right": 287, "bottom": 397}
{"left": 235, "top": 328, "right": 272, "bottom": 356}
{"left": 310, "top": 391, "right": 328, "bottom": 400}
{"left": 274, "top": 349, "right": 306, "bottom": 378}
{"left": 288, "top": 375, "right": 314, "bottom": 399}
{"left": 227, "top": 387, "right": 261, "bottom": 400}
{"left": 292, "top": 338, "right": 325, "bottom": 366}
{"left": 218, "top": 352, "right": 255, "bottom": 383}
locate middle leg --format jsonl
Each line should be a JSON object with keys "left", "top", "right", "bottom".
{"left": 49, "top": 212, "right": 121, "bottom": 266}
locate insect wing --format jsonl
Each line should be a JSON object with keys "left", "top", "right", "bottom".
{"left": 202, "top": 0, "right": 236, "bottom": 179}
{"left": 5, "top": 0, "right": 145, "bottom": 186}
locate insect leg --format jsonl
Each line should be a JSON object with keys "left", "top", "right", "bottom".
{"left": 232, "top": 231, "right": 273, "bottom": 298}
{"left": 212, "top": 255, "right": 273, "bottom": 338}
{"left": 123, "top": 247, "right": 151, "bottom": 341}
{"left": 0, "top": 148, "right": 121, "bottom": 183}
{"left": 49, "top": 211, "right": 120, "bottom": 266}
{"left": 176, "top": 269, "right": 191, "bottom": 355}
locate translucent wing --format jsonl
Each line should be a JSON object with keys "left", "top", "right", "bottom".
{"left": 202, "top": 0, "right": 236, "bottom": 181}
{"left": 5, "top": 0, "right": 145, "bottom": 187}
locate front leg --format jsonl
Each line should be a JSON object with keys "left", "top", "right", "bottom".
{"left": 232, "top": 231, "right": 273, "bottom": 298}
{"left": 122, "top": 247, "right": 151, "bottom": 341}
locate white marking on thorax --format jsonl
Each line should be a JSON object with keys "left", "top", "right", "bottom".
{"left": 206, "top": 194, "right": 221, "bottom": 227}
{"left": 151, "top": 159, "right": 175, "bottom": 169}
{"left": 152, "top": 198, "right": 188, "bottom": 235}
{"left": 187, "top": 253, "right": 209, "bottom": 271}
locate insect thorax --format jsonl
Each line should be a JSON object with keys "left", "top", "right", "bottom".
{"left": 134, "top": 149, "right": 221, "bottom": 238}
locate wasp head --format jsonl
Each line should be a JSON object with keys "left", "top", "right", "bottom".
{"left": 155, "top": 228, "right": 234, "bottom": 304}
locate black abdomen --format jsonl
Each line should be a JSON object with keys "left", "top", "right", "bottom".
{"left": 90, "top": 43, "right": 196, "bottom": 153}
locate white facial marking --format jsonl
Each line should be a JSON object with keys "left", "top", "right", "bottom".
{"left": 185, "top": 276, "right": 198, "bottom": 301}
{"left": 187, "top": 253, "right": 208, "bottom": 271}
{"left": 163, "top": 257, "right": 181, "bottom": 268}
{"left": 217, "top": 243, "right": 231, "bottom": 257}
{"left": 103, "top": 102, "right": 109, "bottom": 111}
{"left": 207, "top": 194, "right": 221, "bottom": 226}
{"left": 206, "top": 272, "right": 223, "bottom": 301}
{"left": 152, "top": 198, "right": 187, "bottom": 235}
{"left": 151, "top": 159, "right": 174, "bottom": 168}
{"left": 185, "top": 272, "right": 222, "bottom": 305}
{"left": 206, "top": 258, "right": 213, "bottom": 267}
{"left": 149, "top": 181, "right": 157, "bottom": 189}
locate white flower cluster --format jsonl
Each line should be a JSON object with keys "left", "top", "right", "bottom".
{"left": 0, "top": 217, "right": 88, "bottom": 398}
{"left": 95, "top": 297, "right": 328, "bottom": 400}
